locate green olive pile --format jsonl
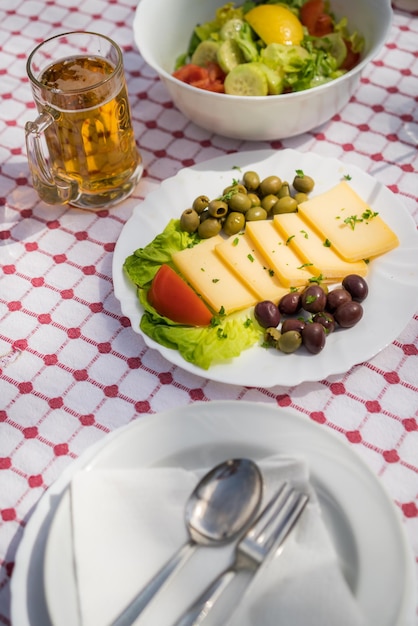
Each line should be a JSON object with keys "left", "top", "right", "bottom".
{"left": 180, "top": 170, "right": 315, "bottom": 239}
{"left": 255, "top": 274, "right": 369, "bottom": 355}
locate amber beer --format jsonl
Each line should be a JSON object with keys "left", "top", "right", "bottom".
{"left": 26, "top": 32, "right": 142, "bottom": 209}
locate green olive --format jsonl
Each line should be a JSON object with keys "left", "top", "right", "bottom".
{"left": 248, "top": 193, "right": 261, "bottom": 207}
{"left": 265, "top": 326, "right": 281, "bottom": 348}
{"left": 223, "top": 183, "right": 247, "bottom": 196}
{"left": 277, "top": 181, "right": 291, "bottom": 198}
{"left": 243, "top": 170, "right": 260, "bottom": 191}
{"left": 227, "top": 192, "right": 252, "bottom": 213}
{"left": 192, "top": 195, "right": 210, "bottom": 214}
{"left": 294, "top": 192, "right": 309, "bottom": 205}
{"left": 260, "top": 194, "right": 278, "bottom": 214}
{"left": 293, "top": 174, "right": 315, "bottom": 194}
{"left": 223, "top": 211, "right": 245, "bottom": 236}
{"left": 198, "top": 217, "right": 222, "bottom": 239}
{"left": 259, "top": 175, "right": 282, "bottom": 197}
{"left": 180, "top": 208, "right": 200, "bottom": 233}
{"left": 278, "top": 330, "right": 302, "bottom": 353}
{"left": 208, "top": 199, "right": 228, "bottom": 218}
{"left": 272, "top": 196, "right": 298, "bottom": 214}
{"left": 245, "top": 206, "right": 268, "bottom": 221}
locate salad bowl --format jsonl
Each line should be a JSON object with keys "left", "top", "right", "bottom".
{"left": 133, "top": 0, "right": 392, "bottom": 141}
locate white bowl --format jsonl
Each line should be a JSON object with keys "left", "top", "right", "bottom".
{"left": 133, "top": 0, "right": 392, "bottom": 141}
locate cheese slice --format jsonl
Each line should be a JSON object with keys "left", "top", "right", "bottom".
{"left": 215, "top": 233, "right": 289, "bottom": 303}
{"left": 245, "top": 220, "right": 313, "bottom": 287}
{"left": 172, "top": 236, "right": 258, "bottom": 315}
{"left": 273, "top": 213, "right": 368, "bottom": 281}
{"left": 297, "top": 181, "right": 399, "bottom": 262}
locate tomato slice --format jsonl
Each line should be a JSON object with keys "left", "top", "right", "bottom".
{"left": 340, "top": 40, "right": 361, "bottom": 71}
{"left": 199, "top": 80, "right": 225, "bottom": 93}
{"left": 207, "top": 62, "right": 226, "bottom": 83}
{"left": 300, "top": 0, "right": 333, "bottom": 36}
{"left": 173, "top": 64, "right": 208, "bottom": 84}
{"left": 173, "top": 63, "right": 225, "bottom": 93}
{"left": 312, "top": 13, "right": 333, "bottom": 36}
{"left": 148, "top": 264, "right": 213, "bottom": 326}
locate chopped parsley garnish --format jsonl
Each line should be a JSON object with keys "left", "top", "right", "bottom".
{"left": 362, "top": 209, "right": 379, "bottom": 220}
{"left": 217, "top": 327, "right": 228, "bottom": 339}
{"left": 344, "top": 215, "right": 363, "bottom": 230}
{"left": 308, "top": 274, "right": 324, "bottom": 284}
{"left": 247, "top": 253, "right": 255, "bottom": 262}
{"left": 286, "top": 235, "right": 295, "bottom": 245}
{"left": 295, "top": 169, "right": 304, "bottom": 177}
{"left": 344, "top": 174, "right": 352, "bottom": 180}
{"left": 300, "top": 230, "right": 308, "bottom": 239}
{"left": 343, "top": 209, "right": 378, "bottom": 229}
{"left": 212, "top": 278, "right": 220, "bottom": 283}
{"left": 323, "top": 239, "right": 331, "bottom": 247}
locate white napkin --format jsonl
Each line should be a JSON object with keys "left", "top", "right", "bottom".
{"left": 70, "top": 456, "right": 367, "bottom": 626}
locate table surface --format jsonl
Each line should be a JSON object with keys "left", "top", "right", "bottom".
{"left": 1, "top": 1, "right": 418, "bottom": 624}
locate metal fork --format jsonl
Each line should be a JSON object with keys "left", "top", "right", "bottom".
{"left": 174, "top": 482, "right": 309, "bottom": 626}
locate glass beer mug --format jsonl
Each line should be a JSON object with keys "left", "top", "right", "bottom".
{"left": 25, "top": 32, "right": 143, "bottom": 210}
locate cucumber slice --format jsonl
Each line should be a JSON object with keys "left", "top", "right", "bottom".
{"left": 217, "top": 39, "right": 246, "bottom": 74}
{"left": 257, "top": 63, "right": 284, "bottom": 95}
{"left": 220, "top": 18, "right": 245, "bottom": 40}
{"left": 191, "top": 41, "right": 220, "bottom": 67}
{"left": 224, "top": 63, "right": 268, "bottom": 97}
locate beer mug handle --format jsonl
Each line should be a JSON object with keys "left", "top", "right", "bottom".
{"left": 25, "top": 108, "right": 79, "bottom": 205}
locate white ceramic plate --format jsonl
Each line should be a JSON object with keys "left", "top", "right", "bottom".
{"left": 112, "top": 149, "right": 418, "bottom": 387}
{"left": 28, "top": 401, "right": 416, "bottom": 625}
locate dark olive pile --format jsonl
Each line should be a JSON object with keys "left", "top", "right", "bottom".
{"left": 180, "top": 170, "right": 315, "bottom": 238}
{"left": 255, "top": 274, "right": 369, "bottom": 355}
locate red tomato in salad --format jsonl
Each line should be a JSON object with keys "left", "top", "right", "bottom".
{"left": 300, "top": 0, "right": 333, "bottom": 36}
{"left": 340, "top": 40, "right": 361, "bottom": 71}
{"left": 173, "top": 63, "right": 226, "bottom": 93}
{"left": 148, "top": 264, "right": 213, "bottom": 326}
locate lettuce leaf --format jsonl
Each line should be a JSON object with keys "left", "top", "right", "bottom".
{"left": 123, "top": 219, "right": 200, "bottom": 289}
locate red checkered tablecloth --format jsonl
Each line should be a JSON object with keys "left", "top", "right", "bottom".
{"left": 0, "top": 1, "right": 418, "bottom": 624}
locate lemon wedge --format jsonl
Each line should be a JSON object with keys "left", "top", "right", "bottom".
{"left": 245, "top": 4, "right": 304, "bottom": 46}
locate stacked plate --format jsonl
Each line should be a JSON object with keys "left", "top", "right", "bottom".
{"left": 11, "top": 401, "right": 417, "bottom": 625}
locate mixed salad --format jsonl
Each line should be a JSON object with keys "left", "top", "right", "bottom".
{"left": 173, "top": 0, "right": 364, "bottom": 95}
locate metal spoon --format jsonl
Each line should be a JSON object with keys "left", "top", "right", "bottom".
{"left": 112, "top": 458, "right": 263, "bottom": 626}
